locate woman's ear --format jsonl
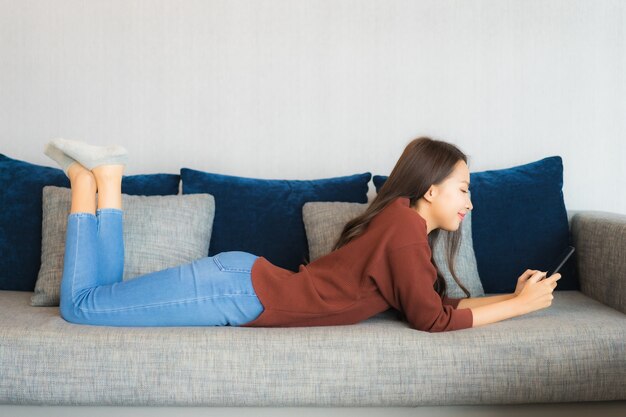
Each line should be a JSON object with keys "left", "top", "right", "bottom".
{"left": 422, "top": 185, "right": 436, "bottom": 203}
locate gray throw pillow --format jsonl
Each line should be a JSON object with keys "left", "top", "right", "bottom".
{"left": 303, "top": 201, "right": 370, "bottom": 262}
{"left": 430, "top": 206, "right": 485, "bottom": 298}
{"left": 302, "top": 199, "right": 485, "bottom": 299}
{"left": 31, "top": 185, "right": 215, "bottom": 306}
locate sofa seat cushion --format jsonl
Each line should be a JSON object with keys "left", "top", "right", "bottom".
{"left": 0, "top": 290, "right": 624, "bottom": 406}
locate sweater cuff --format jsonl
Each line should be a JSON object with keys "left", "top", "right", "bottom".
{"left": 442, "top": 295, "right": 462, "bottom": 308}
{"left": 453, "top": 307, "right": 474, "bottom": 330}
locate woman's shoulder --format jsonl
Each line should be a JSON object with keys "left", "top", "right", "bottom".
{"left": 371, "top": 197, "right": 429, "bottom": 247}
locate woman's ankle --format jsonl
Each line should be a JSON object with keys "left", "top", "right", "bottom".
{"left": 68, "top": 163, "right": 96, "bottom": 185}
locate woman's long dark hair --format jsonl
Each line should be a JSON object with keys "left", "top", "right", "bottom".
{"left": 318, "top": 136, "right": 472, "bottom": 302}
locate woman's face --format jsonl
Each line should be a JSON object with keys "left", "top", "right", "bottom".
{"left": 429, "top": 160, "right": 473, "bottom": 232}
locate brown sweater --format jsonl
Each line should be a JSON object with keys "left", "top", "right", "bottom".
{"left": 240, "top": 196, "right": 474, "bottom": 332}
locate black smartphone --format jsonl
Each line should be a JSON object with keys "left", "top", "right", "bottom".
{"left": 542, "top": 245, "right": 575, "bottom": 279}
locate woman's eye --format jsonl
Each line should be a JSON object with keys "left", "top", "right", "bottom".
{"left": 461, "top": 190, "right": 468, "bottom": 193}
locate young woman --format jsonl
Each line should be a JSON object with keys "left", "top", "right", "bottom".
{"left": 44, "top": 136, "right": 560, "bottom": 331}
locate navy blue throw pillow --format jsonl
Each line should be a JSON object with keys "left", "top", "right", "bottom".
{"left": 0, "top": 153, "right": 181, "bottom": 291}
{"left": 180, "top": 168, "right": 371, "bottom": 272}
{"left": 373, "top": 156, "right": 578, "bottom": 293}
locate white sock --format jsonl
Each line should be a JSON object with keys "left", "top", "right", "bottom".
{"left": 43, "top": 141, "right": 78, "bottom": 177}
{"left": 51, "top": 138, "right": 128, "bottom": 170}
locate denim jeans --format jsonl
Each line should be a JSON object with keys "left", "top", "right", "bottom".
{"left": 59, "top": 208, "right": 265, "bottom": 327}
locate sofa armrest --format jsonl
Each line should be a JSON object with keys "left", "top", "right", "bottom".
{"left": 570, "top": 210, "right": 626, "bottom": 314}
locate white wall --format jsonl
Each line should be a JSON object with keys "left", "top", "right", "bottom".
{"left": 1, "top": 0, "right": 624, "bottom": 213}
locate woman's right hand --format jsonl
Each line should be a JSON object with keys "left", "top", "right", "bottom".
{"left": 515, "top": 270, "right": 562, "bottom": 315}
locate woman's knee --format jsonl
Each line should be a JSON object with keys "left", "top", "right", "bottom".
{"left": 59, "top": 289, "right": 91, "bottom": 324}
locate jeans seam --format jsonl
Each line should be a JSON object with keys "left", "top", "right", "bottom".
{"left": 77, "top": 292, "right": 259, "bottom": 313}
{"left": 212, "top": 256, "right": 252, "bottom": 273}
{"left": 69, "top": 216, "right": 81, "bottom": 303}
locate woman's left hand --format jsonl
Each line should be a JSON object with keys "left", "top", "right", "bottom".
{"left": 514, "top": 269, "right": 543, "bottom": 296}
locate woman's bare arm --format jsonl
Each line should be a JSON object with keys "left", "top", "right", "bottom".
{"left": 464, "top": 271, "right": 561, "bottom": 328}
{"left": 469, "top": 297, "right": 524, "bottom": 328}
{"left": 457, "top": 293, "right": 515, "bottom": 309}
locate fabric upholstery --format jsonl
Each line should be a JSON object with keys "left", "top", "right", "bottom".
{"left": 1, "top": 289, "right": 624, "bottom": 406}
{"left": 571, "top": 210, "right": 626, "bottom": 314}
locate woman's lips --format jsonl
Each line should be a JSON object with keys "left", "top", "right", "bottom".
{"left": 458, "top": 213, "right": 465, "bottom": 220}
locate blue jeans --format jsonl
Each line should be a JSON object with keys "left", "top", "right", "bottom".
{"left": 59, "top": 208, "right": 265, "bottom": 327}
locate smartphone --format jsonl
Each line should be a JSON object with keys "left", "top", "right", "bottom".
{"left": 542, "top": 245, "right": 575, "bottom": 279}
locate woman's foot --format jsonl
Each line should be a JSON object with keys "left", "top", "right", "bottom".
{"left": 43, "top": 141, "right": 79, "bottom": 178}
{"left": 50, "top": 138, "right": 128, "bottom": 171}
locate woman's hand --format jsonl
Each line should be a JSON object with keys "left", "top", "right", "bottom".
{"left": 515, "top": 270, "right": 562, "bottom": 315}
{"left": 514, "top": 269, "right": 542, "bottom": 296}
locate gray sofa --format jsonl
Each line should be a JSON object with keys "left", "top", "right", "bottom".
{"left": 0, "top": 210, "right": 625, "bottom": 408}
